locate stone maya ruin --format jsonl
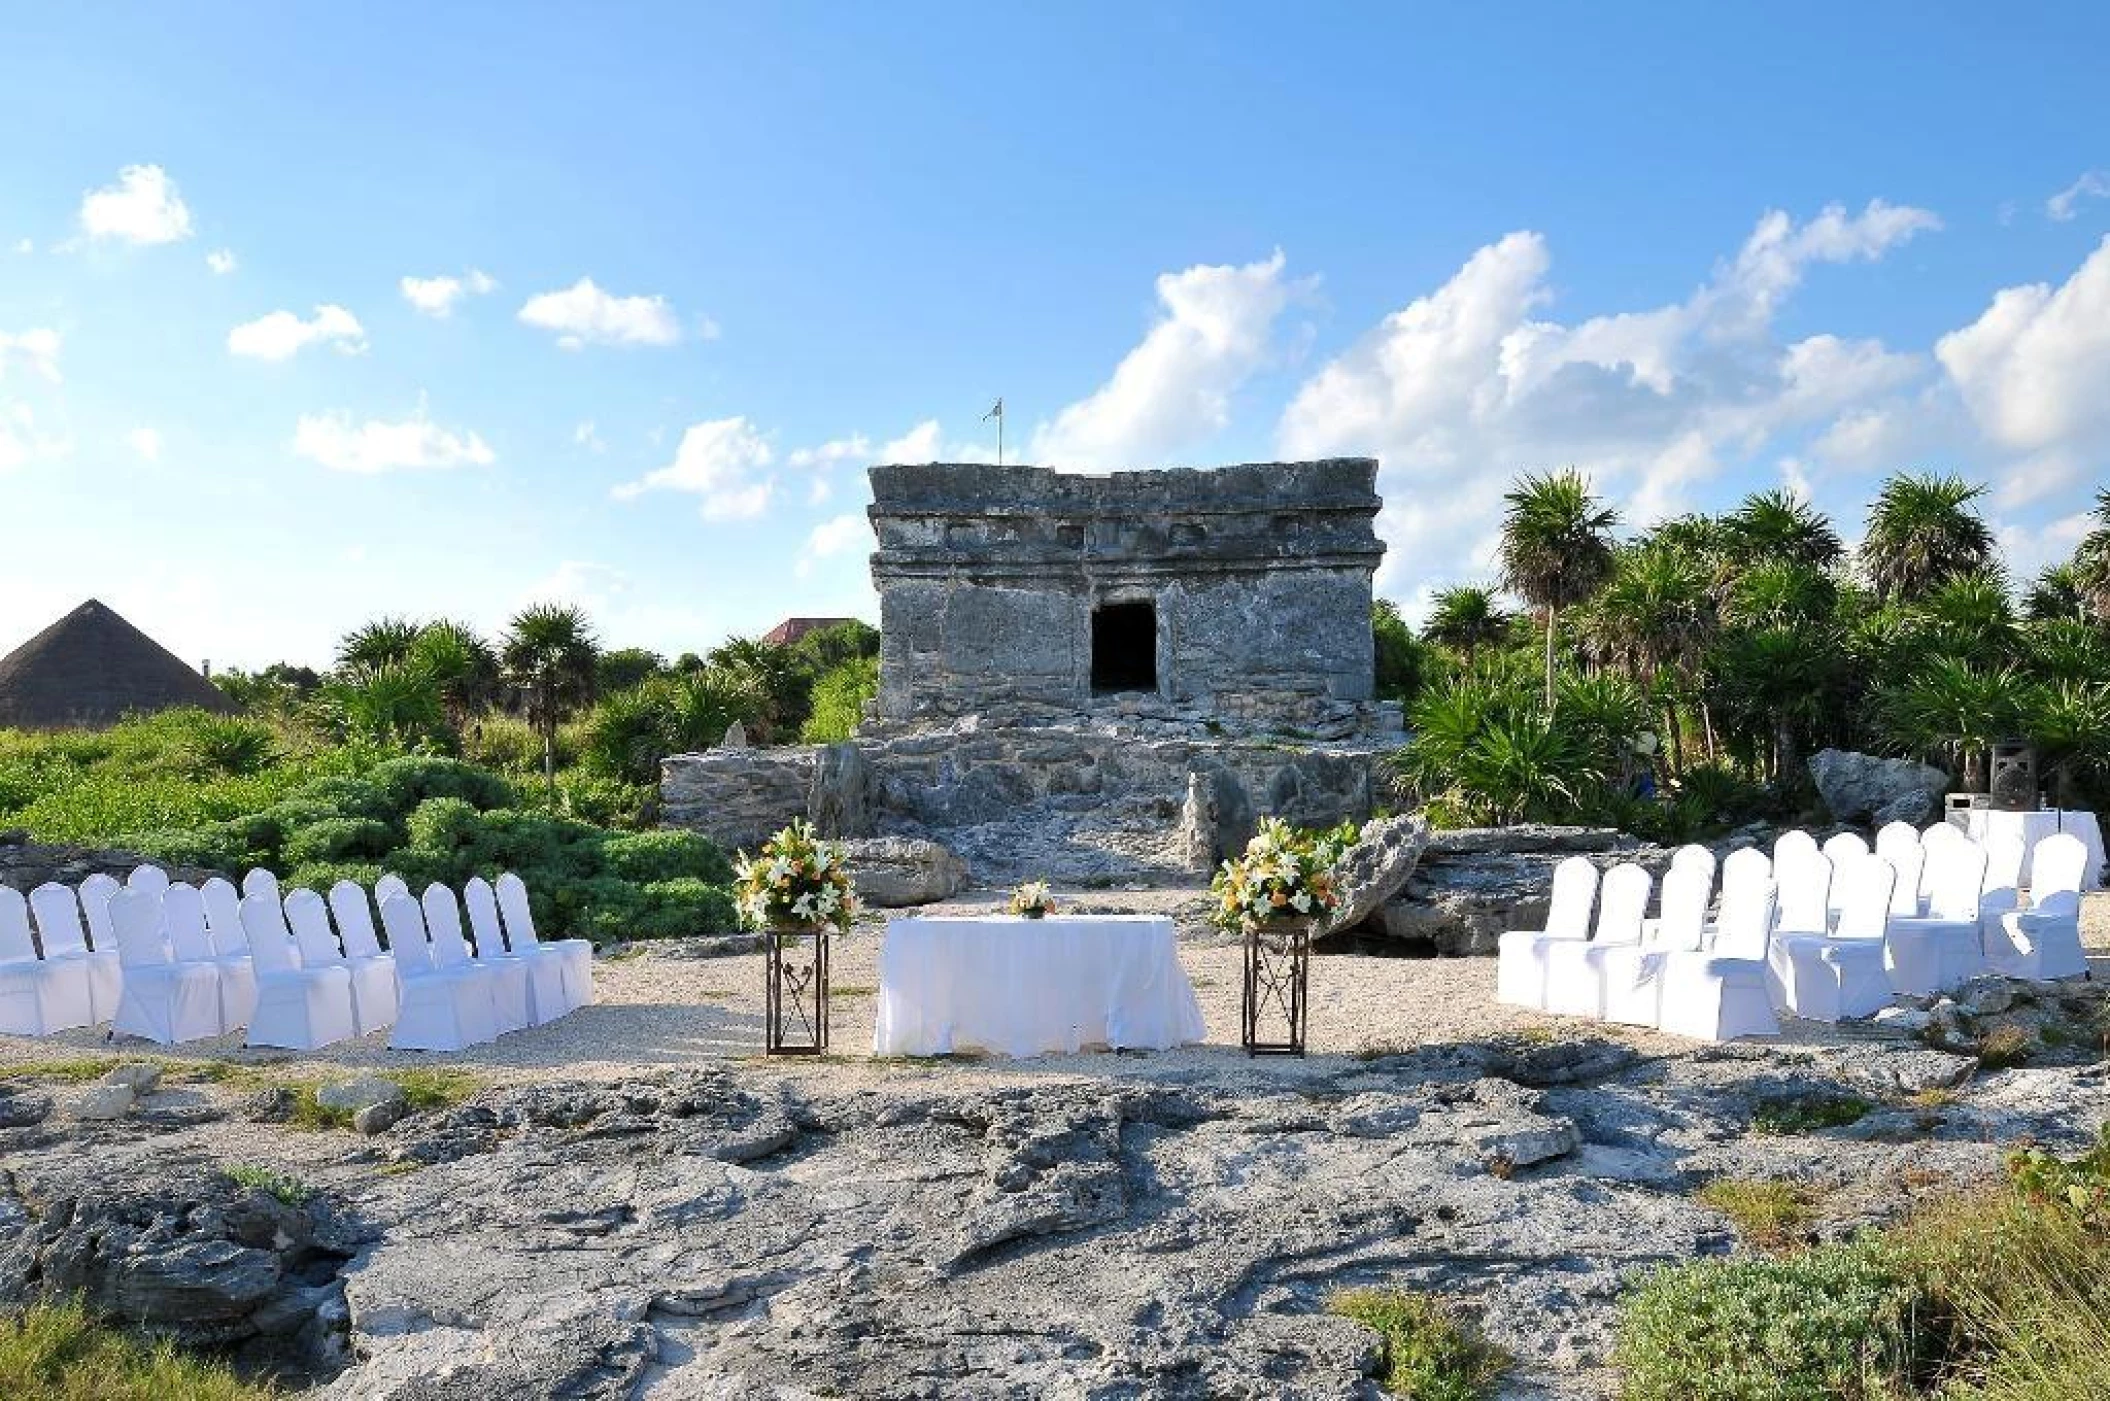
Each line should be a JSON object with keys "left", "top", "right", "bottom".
{"left": 660, "top": 459, "right": 1407, "bottom": 891}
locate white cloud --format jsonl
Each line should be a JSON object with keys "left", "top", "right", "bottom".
{"left": 292, "top": 404, "right": 495, "bottom": 474}
{"left": 400, "top": 268, "right": 498, "bottom": 317}
{"left": 1277, "top": 201, "right": 1942, "bottom": 594}
{"left": 1031, "top": 250, "right": 1301, "bottom": 469}
{"left": 13, "top": 239, "right": 31, "bottom": 255}
{"left": 612, "top": 415, "right": 775, "bottom": 519}
{"left": 0, "top": 328, "right": 62, "bottom": 382}
{"left": 127, "top": 427, "right": 162, "bottom": 462}
{"left": 880, "top": 419, "right": 945, "bottom": 462}
{"left": 518, "top": 277, "right": 682, "bottom": 349}
{"left": 206, "top": 248, "right": 237, "bottom": 275}
{"left": 228, "top": 304, "right": 367, "bottom": 360}
{"left": 796, "top": 512, "right": 871, "bottom": 578}
{"left": 0, "top": 403, "right": 69, "bottom": 474}
{"left": 521, "top": 560, "right": 632, "bottom": 612}
{"left": 2047, "top": 171, "right": 2110, "bottom": 222}
{"left": 78, "top": 164, "right": 193, "bottom": 244}
{"left": 787, "top": 433, "right": 873, "bottom": 470}
{"left": 573, "top": 420, "right": 606, "bottom": 454}
{"left": 1936, "top": 235, "right": 2110, "bottom": 458}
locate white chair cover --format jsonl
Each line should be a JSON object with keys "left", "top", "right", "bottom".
{"left": 1988, "top": 834, "right": 2089, "bottom": 979}
{"left": 1885, "top": 846, "right": 1926, "bottom": 918}
{"left": 1658, "top": 881, "right": 1780, "bottom": 1042}
{"left": 240, "top": 892, "right": 355, "bottom": 1050}
{"left": 79, "top": 872, "right": 122, "bottom": 951}
{"left": 383, "top": 893, "right": 497, "bottom": 1052}
{"left": 0, "top": 885, "right": 95, "bottom": 1035}
{"left": 1775, "top": 854, "right": 1894, "bottom": 1021}
{"left": 126, "top": 863, "right": 171, "bottom": 898}
{"left": 29, "top": 881, "right": 121, "bottom": 1021}
{"left": 109, "top": 888, "right": 221, "bottom": 1044}
{"left": 1602, "top": 865, "right": 1706, "bottom": 1028}
{"left": 328, "top": 881, "right": 385, "bottom": 959}
{"left": 1498, "top": 857, "right": 1600, "bottom": 1010}
{"left": 1774, "top": 851, "right": 1833, "bottom": 936}
{"left": 1874, "top": 822, "right": 1919, "bottom": 864}
{"left": 466, "top": 876, "right": 565, "bottom": 1025}
{"left": 1544, "top": 863, "right": 1651, "bottom": 1018}
{"left": 242, "top": 868, "right": 282, "bottom": 902}
{"left": 163, "top": 883, "right": 252, "bottom": 1032}
{"left": 200, "top": 877, "right": 248, "bottom": 957}
{"left": 424, "top": 884, "right": 525, "bottom": 1034}
{"left": 1884, "top": 841, "right": 1989, "bottom": 995}
{"left": 287, "top": 888, "right": 396, "bottom": 1036}
{"left": 1821, "top": 833, "right": 1869, "bottom": 866}
{"left": 375, "top": 873, "right": 411, "bottom": 906}
{"left": 497, "top": 872, "right": 595, "bottom": 1012}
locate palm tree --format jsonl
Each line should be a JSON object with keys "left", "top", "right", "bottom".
{"left": 1913, "top": 570, "right": 2018, "bottom": 658}
{"left": 1580, "top": 544, "right": 1709, "bottom": 771}
{"left": 1721, "top": 559, "right": 1837, "bottom": 631}
{"left": 335, "top": 616, "right": 425, "bottom": 674}
{"left": 1420, "top": 585, "right": 1514, "bottom": 667}
{"left": 2073, "top": 489, "right": 2110, "bottom": 624}
{"left": 2024, "top": 562, "right": 2089, "bottom": 622}
{"left": 706, "top": 636, "right": 806, "bottom": 740}
{"left": 1497, "top": 470, "right": 1619, "bottom": 708}
{"left": 1859, "top": 473, "right": 1996, "bottom": 604}
{"left": 501, "top": 604, "right": 601, "bottom": 801}
{"left": 1876, "top": 655, "right": 2023, "bottom": 792}
{"left": 411, "top": 619, "right": 500, "bottom": 735}
{"left": 1724, "top": 489, "right": 1844, "bottom": 569}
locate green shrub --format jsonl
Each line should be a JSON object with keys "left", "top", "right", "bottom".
{"left": 1329, "top": 1286, "right": 1507, "bottom": 1400}
{"left": 1750, "top": 1093, "right": 1871, "bottom": 1135}
{"left": 282, "top": 816, "right": 396, "bottom": 866}
{"left": 223, "top": 1163, "right": 310, "bottom": 1204}
{"left": 115, "top": 825, "right": 246, "bottom": 871}
{"left": 599, "top": 829, "right": 734, "bottom": 885}
{"left": 1614, "top": 1238, "right": 1917, "bottom": 1401}
{"left": 365, "top": 755, "right": 515, "bottom": 815}
{"left": 557, "top": 773, "right": 652, "bottom": 829}
{"left": 800, "top": 655, "right": 878, "bottom": 743}
{"left": 175, "top": 715, "right": 280, "bottom": 777}
{"left": 1694, "top": 1179, "right": 1817, "bottom": 1252}
{"left": 281, "top": 860, "right": 385, "bottom": 897}
{"left": 0, "top": 1298, "right": 276, "bottom": 1400}
{"left": 405, "top": 796, "right": 481, "bottom": 853}
{"left": 458, "top": 714, "right": 546, "bottom": 776}
{"left": 288, "top": 775, "right": 395, "bottom": 823}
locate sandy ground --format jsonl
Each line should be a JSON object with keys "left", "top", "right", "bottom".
{"left": 6, "top": 891, "right": 2106, "bottom": 1098}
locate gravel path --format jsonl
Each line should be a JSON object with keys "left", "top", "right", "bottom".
{"left": 6, "top": 890, "right": 2105, "bottom": 1098}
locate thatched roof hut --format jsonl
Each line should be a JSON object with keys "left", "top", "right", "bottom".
{"left": 0, "top": 599, "right": 235, "bottom": 730}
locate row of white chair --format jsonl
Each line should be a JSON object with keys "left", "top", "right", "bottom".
{"left": 1, "top": 868, "right": 593, "bottom": 1052}
{"left": 1498, "top": 826, "right": 2092, "bottom": 1039}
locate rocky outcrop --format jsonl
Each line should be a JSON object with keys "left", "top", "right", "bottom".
{"left": 1808, "top": 748, "right": 1950, "bottom": 827}
{"left": 1318, "top": 812, "right": 1431, "bottom": 936}
{"left": 0, "top": 830, "right": 221, "bottom": 893}
{"left": 841, "top": 836, "right": 967, "bottom": 907}
{"left": 1373, "top": 827, "right": 1661, "bottom": 955}
{"left": 808, "top": 741, "right": 876, "bottom": 839}
{"left": 659, "top": 748, "right": 818, "bottom": 853}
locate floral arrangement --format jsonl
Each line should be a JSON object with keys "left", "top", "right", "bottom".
{"left": 735, "top": 818, "right": 859, "bottom": 933}
{"left": 1009, "top": 880, "right": 1057, "bottom": 919}
{"left": 1211, "top": 817, "right": 1343, "bottom": 932}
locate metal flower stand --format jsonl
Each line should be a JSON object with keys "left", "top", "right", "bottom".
{"left": 1241, "top": 917, "right": 1311, "bottom": 1056}
{"left": 766, "top": 927, "right": 830, "bottom": 1055}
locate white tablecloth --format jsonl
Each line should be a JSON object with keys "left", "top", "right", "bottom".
{"left": 1956, "top": 809, "right": 2106, "bottom": 888}
{"left": 874, "top": 915, "right": 1207, "bottom": 1058}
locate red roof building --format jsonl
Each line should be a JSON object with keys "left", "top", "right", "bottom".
{"left": 761, "top": 617, "right": 857, "bottom": 647}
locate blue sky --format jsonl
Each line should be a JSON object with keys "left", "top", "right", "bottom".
{"left": 3, "top": 3, "right": 2107, "bottom": 670}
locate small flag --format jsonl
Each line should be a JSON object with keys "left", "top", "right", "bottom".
{"left": 983, "top": 397, "right": 1003, "bottom": 421}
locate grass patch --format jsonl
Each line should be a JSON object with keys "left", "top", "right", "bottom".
{"left": 1905, "top": 1087, "right": 1959, "bottom": 1110}
{"left": 277, "top": 1068, "right": 484, "bottom": 1132}
{"left": 2, "top": 1057, "right": 257, "bottom": 1089}
{"left": 1, "top": 1058, "right": 121, "bottom": 1085}
{"left": 1751, "top": 1092, "right": 1872, "bottom": 1135}
{"left": 827, "top": 984, "right": 876, "bottom": 999}
{"left": 1328, "top": 1287, "right": 1508, "bottom": 1400}
{"left": 221, "top": 1164, "right": 310, "bottom": 1206}
{"left": 0, "top": 1299, "right": 275, "bottom": 1400}
{"left": 1978, "top": 1024, "right": 2037, "bottom": 1069}
{"left": 1695, "top": 1178, "right": 1819, "bottom": 1252}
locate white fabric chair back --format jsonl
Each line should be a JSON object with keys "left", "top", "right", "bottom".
{"left": 1715, "top": 879, "right": 1779, "bottom": 962}
{"left": 127, "top": 863, "right": 171, "bottom": 897}
{"left": 375, "top": 873, "right": 411, "bottom": 906}
{"left": 1773, "top": 829, "right": 1817, "bottom": 866}
{"left": 1657, "top": 865, "right": 1709, "bottom": 951}
{"left": 1594, "top": 864, "right": 1652, "bottom": 942}
{"left": 108, "top": 888, "right": 171, "bottom": 968}
{"left": 0, "top": 886, "right": 38, "bottom": 961}
{"left": 1821, "top": 832, "right": 1869, "bottom": 865}
{"left": 242, "top": 868, "right": 282, "bottom": 902}
{"left": 2030, "top": 834, "right": 2089, "bottom": 918}
{"left": 464, "top": 877, "right": 508, "bottom": 956}
{"left": 495, "top": 872, "right": 543, "bottom": 950}
{"left": 1669, "top": 843, "right": 1717, "bottom": 890}
{"left": 1924, "top": 841, "right": 1990, "bottom": 922}
{"left": 329, "top": 882, "right": 385, "bottom": 959}
{"left": 1874, "top": 822, "right": 1919, "bottom": 864}
{"left": 1776, "top": 851, "right": 1832, "bottom": 934}
{"left": 78, "top": 872, "right": 121, "bottom": 951}
{"left": 1919, "top": 822, "right": 1964, "bottom": 900}
{"left": 1985, "top": 833, "right": 2027, "bottom": 894}
{"left": 29, "top": 882, "right": 89, "bottom": 957}
{"left": 200, "top": 877, "right": 247, "bottom": 958}
{"left": 380, "top": 894, "right": 436, "bottom": 975}
{"left": 1886, "top": 846, "right": 1926, "bottom": 917}
{"left": 238, "top": 892, "right": 301, "bottom": 974}
{"left": 1720, "top": 847, "right": 1770, "bottom": 904}
{"left": 421, "top": 885, "right": 474, "bottom": 967}
{"left": 285, "top": 889, "right": 345, "bottom": 965}
{"left": 162, "top": 884, "right": 217, "bottom": 963}
{"left": 1833, "top": 853, "right": 1896, "bottom": 941}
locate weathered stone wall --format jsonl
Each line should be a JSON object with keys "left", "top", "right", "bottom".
{"left": 658, "top": 748, "right": 819, "bottom": 854}
{"left": 868, "top": 460, "right": 1386, "bottom": 725}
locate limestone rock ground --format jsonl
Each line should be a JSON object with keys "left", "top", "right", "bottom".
{"left": 0, "top": 895, "right": 2105, "bottom": 1400}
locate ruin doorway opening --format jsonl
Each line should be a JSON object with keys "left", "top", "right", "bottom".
{"left": 1091, "top": 601, "right": 1158, "bottom": 695}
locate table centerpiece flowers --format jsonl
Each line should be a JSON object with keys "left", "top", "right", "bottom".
{"left": 1210, "top": 817, "right": 1342, "bottom": 933}
{"left": 1009, "top": 880, "right": 1057, "bottom": 920}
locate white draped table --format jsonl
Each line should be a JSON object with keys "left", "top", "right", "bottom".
{"left": 1955, "top": 809, "right": 2106, "bottom": 888}
{"left": 873, "top": 915, "right": 1207, "bottom": 1058}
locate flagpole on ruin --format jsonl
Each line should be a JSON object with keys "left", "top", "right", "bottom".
{"left": 984, "top": 397, "right": 1004, "bottom": 465}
